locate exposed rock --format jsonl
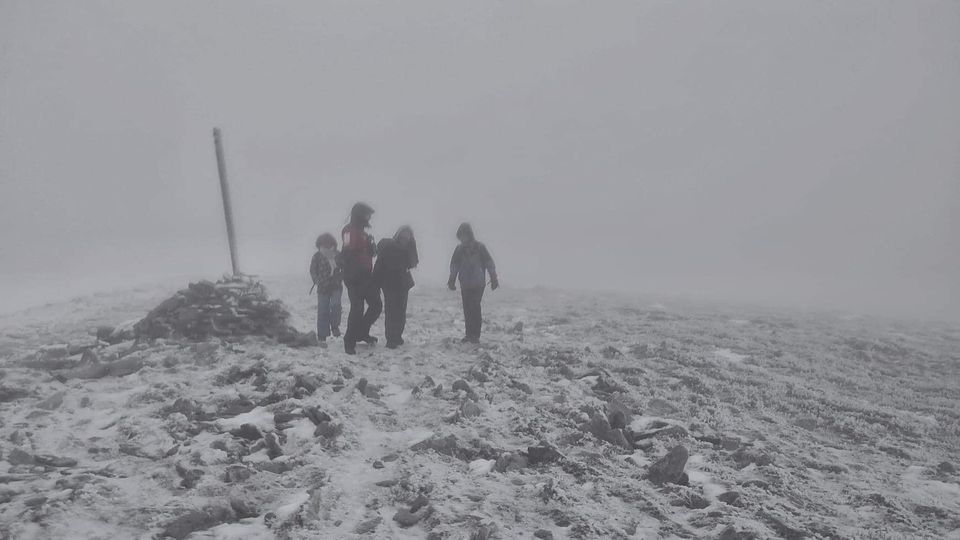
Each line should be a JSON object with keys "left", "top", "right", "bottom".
{"left": 718, "top": 491, "right": 742, "bottom": 507}
{"left": 605, "top": 399, "right": 633, "bottom": 429}
{"left": 175, "top": 462, "right": 204, "bottom": 489}
{"left": 471, "top": 524, "right": 495, "bottom": 539}
{"left": 230, "top": 423, "right": 263, "bottom": 441}
{"left": 372, "top": 460, "right": 384, "bottom": 469}
{"left": 582, "top": 413, "right": 632, "bottom": 450}
{"left": 534, "top": 530, "right": 554, "bottom": 540}
{"left": 217, "top": 397, "right": 256, "bottom": 418}
{"left": 936, "top": 461, "right": 955, "bottom": 474}
{"left": 721, "top": 436, "right": 741, "bottom": 451}
{"left": 7, "top": 449, "right": 35, "bottom": 466}
{"left": 731, "top": 446, "right": 774, "bottom": 469}
{"left": 355, "top": 516, "right": 382, "bottom": 534}
{"left": 460, "top": 400, "right": 482, "bottom": 418}
{"left": 162, "top": 505, "right": 236, "bottom": 540}
{"left": 592, "top": 376, "right": 626, "bottom": 395}
{"left": 527, "top": 444, "right": 561, "bottom": 465}
{"left": 134, "top": 277, "right": 308, "bottom": 345}
{"left": 35, "top": 454, "right": 77, "bottom": 468}
{"left": 509, "top": 379, "right": 533, "bottom": 394}
{"left": 341, "top": 366, "right": 354, "bottom": 379}
{"left": 230, "top": 497, "right": 258, "bottom": 519}
{"left": 96, "top": 326, "right": 117, "bottom": 343}
{"left": 409, "top": 494, "right": 430, "bottom": 513}
{"left": 645, "top": 445, "right": 689, "bottom": 485}
{"left": 314, "top": 421, "right": 343, "bottom": 440}
{"left": 264, "top": 432, "right": 283, "bottom": 459}
{"left": 601, "top": 345, "right": 623, "bottom": 359}
{"left": 303, "top": 406, "right": 332, "bottom": 426}
{"left": 719, "top": 526, "right": 759, "bottom": 540}
{"left": 452, "top": 379, "right": 476, "bottom": 398}
{"left": 52, "top": 357, "right": 144, "bottom": 380}
{"left": 673, "top": 493, "right": 710, "bottom": 510}
{"left": 636, "top": 424, "right": 689, "bottom": 441}
{"left": 81, "top": 349, "right": 100, "bottom": 364}
{"left": 223, "top": 465, "right": 253, "bottom": 483}
{"left": 163, "top": 398, "right": 208, "bottom": 422}
{"left": 646, "top": 398, "right": 680, "bottom": 416}
{"left": 24, "top": 495, "right": 47, "bottom": 508}
{"left": 255, "top": 461, "right": 294, "bottom": 474}
{"left": 393, "top": 504, "right": 432, "bottom": 528}
{"left": 494, "top": 452, "right": 529, "bottom": 472}
{"left": 0, "top": 386, "right": 30, "bottom": 403}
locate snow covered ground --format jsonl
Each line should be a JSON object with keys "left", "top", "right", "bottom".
{"left": 1, "top": 277, "right": 958, "bottom": 539}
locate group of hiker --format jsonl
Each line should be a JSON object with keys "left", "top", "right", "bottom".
{"left": 309, "top": 202, "right": 499, "bottom": 355}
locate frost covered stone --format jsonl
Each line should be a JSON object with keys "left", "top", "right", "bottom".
{"left": 645, "top": 445, "right": 689, "bottom": 485}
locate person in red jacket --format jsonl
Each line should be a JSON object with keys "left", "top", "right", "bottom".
{"left": 341, "top": 202, "right": 382, "bottom": 355}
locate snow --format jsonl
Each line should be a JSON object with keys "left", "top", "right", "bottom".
{"left": 1, "top": 277, "right": 958, "bottom": 538}
{"left": 714, "top": 347, "right": 747, "bottom": 363}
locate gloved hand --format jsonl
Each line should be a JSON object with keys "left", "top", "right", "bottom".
{"left": 447, "top": 279, "right": 457, "bottom": 291}
{"left": 490, "top": 276, "right": 500, "bottom": 290}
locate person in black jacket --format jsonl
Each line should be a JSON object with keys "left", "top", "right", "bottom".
{"left": 373, "top": 226, "right": 418, "bottom": 349}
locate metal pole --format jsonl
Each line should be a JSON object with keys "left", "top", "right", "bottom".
{"left": 213, "top": 127, "right": 241, "bottom": 276}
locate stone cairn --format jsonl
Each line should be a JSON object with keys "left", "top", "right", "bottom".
{"left": 133, "top": 276, "right": 316, "bottom": 346}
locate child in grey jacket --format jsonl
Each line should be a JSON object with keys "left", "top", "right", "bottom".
{"left": 310, "top": 233, "right": 343, "bottom": 343}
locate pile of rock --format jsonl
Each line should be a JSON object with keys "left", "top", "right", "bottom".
{"left": 133, "top": 276, "right": 315, "bottom": 346}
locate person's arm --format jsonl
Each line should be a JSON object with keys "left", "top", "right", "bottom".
{"left": 480, "top": 243, "right": 499, "bottom": 289}
{"left": 372, "top": 253, "right": 384, "bottom": 288}
{"left": 309, "top": 253, "right": 321, "bottom": 284}
{"left": 408, "top": 238, "right": 419, "bottom": 269}
{"left": 448, "top": 246, "right": 462, "bottom": 290}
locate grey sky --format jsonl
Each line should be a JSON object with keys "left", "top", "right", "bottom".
{"left": 2, "top": 0, "right": 958, "bottom": 319}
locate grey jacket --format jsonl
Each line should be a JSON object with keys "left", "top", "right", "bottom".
{"left": 449, "top": 241, "right": 496, "bottom": 289}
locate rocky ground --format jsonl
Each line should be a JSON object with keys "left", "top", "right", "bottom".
{"left": 0, "top": 277, "right": 958, "bottom": 539}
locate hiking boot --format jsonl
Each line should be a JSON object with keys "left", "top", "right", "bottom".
{"left": 386, "top": 342, "right": 399, "bottom": 350}
{"left": 331, "top": 327, "right": 341, "bottom": 338}
{"left": 344, "top": 342, "right": 356, "bottom": 355}
{"left": 398, "top": 338, "right": 405, "bottom": 346}
{"left": 461, "top": 336, "right": 472, "bottom": 344}
{"left": 361, "top": 335, "right": 378, "bottom": 345}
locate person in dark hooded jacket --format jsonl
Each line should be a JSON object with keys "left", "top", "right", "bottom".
{"left": 448, "top": 223, "right": 498, "bottom": 343}
{"left": 373, "top": 226, "right": 419, "bottom": 349}
{"left": 341, "top": 202, "right": 382, "bottom": 355}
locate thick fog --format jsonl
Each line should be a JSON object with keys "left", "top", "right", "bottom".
{"left": 2, "top": 1, "right": 958, "bottom": 320}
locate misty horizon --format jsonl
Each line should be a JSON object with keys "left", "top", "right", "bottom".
{"left": 2, "top": 1, "right": 958, "bottom": 321}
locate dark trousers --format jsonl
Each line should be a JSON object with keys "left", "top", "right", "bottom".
{"left": 383, "top": 287, "right": 409, "bottom": 345}
{"left": 344, "top": 278, "right": 382, "bottom": 346}
{"left": 461, "top": 286, "right": 485, "bottom": 340}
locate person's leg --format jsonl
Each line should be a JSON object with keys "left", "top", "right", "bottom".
{"left": 330, "top": 285, "right": 343, "bottom": 337}
{"left": 474, "top": 286, "right": 486, "bottom": 341}
{"left": 460, "top": 288, "right": 471, "bottom": 341}
{"left": 397, "top": 289, "right": 409, "bottom": 344}
{"left": 316, "top": 292, "right": 331, "bottom": 340}
{"left": 344, "top": 281, "right": 364, "bottom": 351}
{"left": 383, "top": 288, "right": 398, "bottom": 346}
{"left": 361, "top": 282, "right": 383, "bottom": 339}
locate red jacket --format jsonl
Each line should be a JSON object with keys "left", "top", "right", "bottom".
{"left": 341, "top": 223, "right": 375, "bottom": 279}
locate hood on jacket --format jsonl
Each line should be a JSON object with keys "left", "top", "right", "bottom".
{"left": 376, "top": 237, "right": 395, "bottom": 253}
{"left": 456, "top": 222, "right": 475, "bottom": 243}
{"left": 316, "top": 233, "right": 337, "bottom": 250}
{"left": 350, "top": 202, "right": 374, "bottom": 228}
{"left": 394, "top": 226, "right": 419, "bottom": 269}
